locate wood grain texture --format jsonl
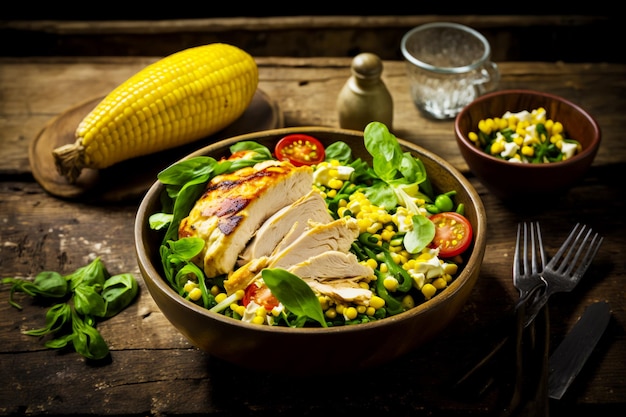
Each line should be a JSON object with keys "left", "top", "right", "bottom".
{"left": 0, "top": 55, "right": 625, "bottom": 416}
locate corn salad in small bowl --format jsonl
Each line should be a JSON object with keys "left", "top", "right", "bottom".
{"left": 455, "top": 89, "right": 601, "bottom": 201}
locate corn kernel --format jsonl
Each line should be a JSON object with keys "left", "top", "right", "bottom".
{"left": 188, "top": 287, "right": 202, "bottom": 301}
{"left": 325, "top": 308, "right": 337, "bottom": 319}
{"left": 422, "top": 283, "right": 437, "bottom": 300}
{"left": 401, "top": 295, "right": 415, "bottom": 310}
{"left": 370, "top": 295, "right": 385, "bottom": 309}
{"left": 344, "top": 307, "right": 358, "bottom": 320}
{"left": 364, "top": 258, "right": 378, "bottom": 270}
{"left": 328, "top": 178, "right": 343, "bottom": 190}
{"left": 432, "top": 277, "right": 447, "bottom": 290}
{"left": 443, "top": 263, "right": 458, "bottom": 275}
{"left": 383, "top": 276, "right": 399, "bottom": 291}
{"left": 521, "top": 145, "right": 534, "bottom": 156}
{"left": 490, "top": 141, "right": 504, "bottom": 155}
{"left": 183, "top": 280, "right": 198, "bottom": 293}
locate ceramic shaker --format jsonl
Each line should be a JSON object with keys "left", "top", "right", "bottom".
{"left": 337, "top": 52, "right": 393, "bottom": 131}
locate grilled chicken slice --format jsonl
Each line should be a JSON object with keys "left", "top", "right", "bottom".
{"left": 269, "top": 216, "right": 360, "bottom": 271}
{"left": 238, "top": 189, "right": 332, "bottom": 265}
{"left": 305, "top": 280, "right": 373, "bottom": 304}
{"left": 287, "top": 251, "right": 374, "bottom": 282}
{"left": 224, "top": 216, "right": 360, "bottom": 293}
{"left": 178, "top": 159, "right": 313, "bottom": 278}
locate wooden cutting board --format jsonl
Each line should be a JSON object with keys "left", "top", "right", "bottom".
{"left": 29, "top": 89, "right": 283, "bottom": 202}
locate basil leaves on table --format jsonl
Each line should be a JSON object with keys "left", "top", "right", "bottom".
{"left": 2, "top": 257, "right": 138, "bottom": 360}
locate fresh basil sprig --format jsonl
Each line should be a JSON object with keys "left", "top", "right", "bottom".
{"left": 262, "top": 269, "right": 327, "bottom": 328}
{"left": 359, "top": 122, "right": 436, "bottom": 253}
{"left": 2, "top": 257, "right": 139, "bottom": 360}
{"left": 159, "top": 237, "right": 214, "bottom": 308}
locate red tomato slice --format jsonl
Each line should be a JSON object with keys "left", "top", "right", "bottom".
{"left": 243, "top": 283, "right": 280, "bottom": 311}
{"left": 428, "top": 212, "right": 473, "bottom": 258}
{"left": 275, "top": 134, "right": 325, "bottom": 166}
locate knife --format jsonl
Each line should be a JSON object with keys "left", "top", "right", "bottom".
{"left": 548, "top": 300, "right": 611, "bottom": 400}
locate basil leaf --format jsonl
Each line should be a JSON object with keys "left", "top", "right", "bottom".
{"left": 44, "top": 332, "right": 74, "bottom": 349}
{"left": 66, "top": 257, "right": 109, "bottom": 291}
{"left": 2, "top": 272, "right": 69, "bottom": 309}
{"left": 163, "top": 180, "right": 209, "bottom": 243}
{"left": 262, "top": 269, "right": 327, "bottom": 328}
{"left": 160, "top": 238, "right": 205, "bottom": 292}
{"left": 364, "top": 121, "right": 403, "bottom": 181}
{"left": 23, "top": 303, "right": 71, "bottom": 336}
{"left": 73, "top": 283, "right": 107, "bottom": 317}
{"left": 169, "top": 237, "right": 205, "bottom": 259}
{"left": 404, "top": 214, "right": 436, "bottom": 254}
{"left": 148, "top": 213, "right": 173, "bottom": 230}
{"left": 71, "top": 309, "right": 110, "bottom": 360}
{"left": 363, "top": 181, "right": 398, "bottom": 211}
{"left": 157, "top": 156, "right": 217, "bottom": 186}
{"left": 230, "top": 141, "right": 273, "bottom": 160}
{"left": 324, "top": 141, "right": 353, "bottom": 163}
{"left": 101, "top": 273, "right": 139, "bottom": 318}
{"left": 33, "top": 271, "right": 68, "bottom": 298}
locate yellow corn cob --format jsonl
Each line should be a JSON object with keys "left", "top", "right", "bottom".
{"left": 53, "top": 43, "right": 258, "bottom": 183}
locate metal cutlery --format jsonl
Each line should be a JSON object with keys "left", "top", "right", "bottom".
{"left": 522, "top": 223, "right": 604, "bottom": 327}
{"left": 548, "top": 300, "right": 611, "bottom": 400}
{"left": 513, "top": 222, "right": 547, "bottom": 310}
{"left": 501, "top": 221, "right": 549, "bottom": 416}
{"left": 452, "top": 222, "right": 604, "bottom": 405}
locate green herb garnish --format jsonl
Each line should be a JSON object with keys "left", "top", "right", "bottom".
{"left": 2, "top": 257, "right": 138, "bottom": 360}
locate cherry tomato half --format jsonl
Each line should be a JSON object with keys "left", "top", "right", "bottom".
{"left": 428, "top": 211, "right": 473, "bottom": 258}
{"left": 243, "top": 282, "right": 280, "bottom": 311}
{"left": 274, "top": 134, "right": 325, "bottom": 166}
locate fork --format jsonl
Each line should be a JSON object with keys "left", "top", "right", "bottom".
{"left": 453, "top": 221, "right": 546, "bottom": 397}
{"left": 513, "top": 221, "right": 547, "bottom": 311}
{"left": 452, "top": 222, "right": 603, "bottom": 400}
{"left": 522, "top": 223, "right": 604, "bottom": 328}
{"left": 501, "top": 222, "right": 548, "bottom": 416}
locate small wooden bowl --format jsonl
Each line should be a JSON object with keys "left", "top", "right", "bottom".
{"left": 455, "top": 89, "right": 601, "bottom": 201}
{"left": 135, "top": 127, "right": 487, "bottom": 374}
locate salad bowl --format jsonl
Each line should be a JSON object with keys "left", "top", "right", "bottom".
{"left": 134, "top": 126, "right": 487, "bottom": 374}
{"left": 455, "top": 89, "right": 601, "bottom": 201}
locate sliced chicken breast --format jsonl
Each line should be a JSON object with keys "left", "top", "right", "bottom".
{"left": 178, "top": 159, "right": 313, "bottom": 278}
{"left": 287, "top": 251, "right": 374, "bottom": 282}
{"left": 224, "top": 217, "right": 360, "bottom": 293}
{"left": 269, "top": 216, "right": 360, "bottom": 270}
{"left": 305, "top": 280, "right": 373, "bottom": 305}
{"left": 238, "top": 189, "right": 333, "bottom": 265}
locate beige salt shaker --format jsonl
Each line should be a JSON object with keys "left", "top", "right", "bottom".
{"left": 337, "top": 52, "right": 393, "bottom": 131}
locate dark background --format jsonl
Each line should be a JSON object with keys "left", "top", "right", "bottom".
{"left": 1, "top": 5, "right": 620, "bottom": 63}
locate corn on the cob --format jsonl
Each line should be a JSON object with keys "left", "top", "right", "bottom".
{"left": 53, "top": 43, "right": 259, "bottom": 183}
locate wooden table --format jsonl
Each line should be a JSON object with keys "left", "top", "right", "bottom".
{"left": 1, "top": 56, "right": 625, "bottom": 416}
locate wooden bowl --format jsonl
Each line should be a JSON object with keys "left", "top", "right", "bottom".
{"left": 134, "top": 127, "right": 487, "bottom": 374}
{"left": 455, "top": 89, "right": 601, "bottom": 201}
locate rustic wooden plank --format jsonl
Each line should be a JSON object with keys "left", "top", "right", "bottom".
{"left": 1, "top": 177, "right": 625, "bottom": 415}
{"left": 2, "top": 57, "right": 626, "bottom": 177}
{"left": 1, "top": 56, "right": 625, "bottom": 415}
